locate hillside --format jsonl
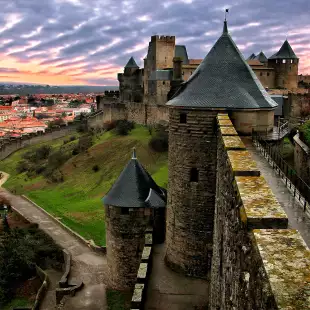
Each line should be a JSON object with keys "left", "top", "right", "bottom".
{"left": 0, "top": 126, "right": 168, "bottom": 246}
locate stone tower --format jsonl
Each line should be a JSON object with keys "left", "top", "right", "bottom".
{"left": 103, "top": 149, "right": 166, "bottom": 291}
{"left": 165, "top": 20, "right": 277, "bottom": 279}
{"left": 268, "top": 40, "right": 299, "bottom": 89}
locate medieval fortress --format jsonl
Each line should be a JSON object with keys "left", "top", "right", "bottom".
{"left": 94, "top": 20, "right": 310, "bottom": 309}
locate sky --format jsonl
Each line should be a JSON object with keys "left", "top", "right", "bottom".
{"left": 0, "top": 0, "right": 309, "bottom": 86}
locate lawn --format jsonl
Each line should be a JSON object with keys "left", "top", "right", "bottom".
{"left": 0, "top": 126, "right": 168, "bottom": 246}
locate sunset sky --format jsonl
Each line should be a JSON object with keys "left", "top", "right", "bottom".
{"left": 0, "top": 0, "right": 309, "bottom": 86}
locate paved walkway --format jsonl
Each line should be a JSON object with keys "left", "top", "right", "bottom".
{"left": 243, "top": 138, "right": 310, "bottom": 247}
{"left": 0, "top": 172, "right": 108, "bottom": 310}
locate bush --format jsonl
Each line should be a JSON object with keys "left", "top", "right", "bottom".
{"left": 78, "top": 135, "right": 93, "bottom": 152}
{"left": 149, "top": 124, "right": 168, "bottom": 152}
{"left": 77, "top": 124, "right": 87, "bottom": 133}
{"left": 16, "top": 160, "right": 30, "bottom": 174}
{"left": 72, "top": 147, "right": 80, "bottom": 155}
{"left": 35, "top": 164, "right": 46, "bottom": 175}
{"left": 92, "top": 165, "right": 99, "bottom": 172}
{"left": 49, "top": 169, "right": 64, "bottom": 183}
{"left": 35, "top": 145, "right": 51, "bottom": 160}
{"left": 70, "top": 136, "right": 76, "bottom": 142}
{"left": 115, "top": 120, "right": 135, "bottom": 136}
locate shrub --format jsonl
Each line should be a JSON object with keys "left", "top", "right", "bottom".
{"left": 35, "top": 145, "right": 51, "bottom": 160}
{"left": 35, "top": 164, "right": 46, "bottom": 175}
{"left": 115, "top": 120, "right": 135, "bottom": 136}
{"left": 70, "top": 136, "right": 76, "bottom": 141}
{"left": 92, "top": 165, "right": 99, "bottom": 172}
{"left": 78, "top": 135, "right": 93, "bottom": 152}
{"left": 49, "top": 169, "right": 64, "bottom": 183}
{"left": 149, "top": 124, "right": 168, "bottom": 152}
{"left": 299, "top": 121, "right": 310, "bottom": 147}
{"left": 63, "top": 139, "right": 69, "bottom": 145}
{"left": 77, "top": 124, "right": 87, "bottom": 133}
{"left": 47, "top": 150, "right": 70, "bottom": 170}
{"left": 72, "top": 147, "right": 79, "bottom": 155}
{"left": 16, "top": 160, "right": 30, "bottom": 174}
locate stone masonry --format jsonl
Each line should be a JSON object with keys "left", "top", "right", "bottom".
{"left": 105, "top": 206, "right": 150, "bottom": 291}
{"left": 165, "top": 108, "right": 218, "bottom": 278}
{"left": 210, "top": 114, "right": 310, "bottom": 310}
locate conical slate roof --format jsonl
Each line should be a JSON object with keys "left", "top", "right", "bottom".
{"left": 125, "top": 56, "right": 139, "bottom": 68}
{"left": 255, "top": 51, "right": 268, "bottom": 63}
{"left": 247, "top": 53, "right": 256, "bottom": 60}
{"left": 102, "top": 149, "right": 165, "bottom": 208}
{"left": 269, "top": 40, "right": 298, "bottom": 60}
{"left": 167, "top": 21, "right": 278, "bottom": 110}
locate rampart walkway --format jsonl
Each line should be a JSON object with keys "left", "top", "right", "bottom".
{"left": 0, "top": 174, "right": 108, "bottom": 310}
{"left": 243, "top": 137, "right": 310, "bottom": 247}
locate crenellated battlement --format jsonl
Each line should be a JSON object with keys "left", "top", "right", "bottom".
{"left": 211, "top": 114, "right": 310, "bottom": 310}
{"left": 151, "top": 35, "right": 175, "bottom": 43}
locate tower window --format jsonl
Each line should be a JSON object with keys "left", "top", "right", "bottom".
{"left": 260, "top": 72, "right": 263, "bottom": 76}
{"left": 121, "top": 208, "right": 129, "bottom": 215}
{"left": 282, "top": 59, "right": 286, "bottom": 64}
{"left": 180, "top": 113, "right": 187, "bottom": 123}
{"left": 163, "top": 81, "right": 165, "bottom": 85}
{"left": 267, "top": 72, "right": 270, "bottom": 76}
{"left": 190, "top": 168, "right": 199, "bottom": 182}
{"left": 182, "top": 71, "right": 184, "bottom": 75}
{"left": 276, "top": 60, "right": 278, "bottom": 64}
{"left": 291, "top": 59, "right": 293, "bottom": 64}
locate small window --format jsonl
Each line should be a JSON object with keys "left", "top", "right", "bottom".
{"left": 276, "top": 60, "right": 278, "bottom": 63}
{"left": 190, "top": 168, "right": 199, "bottom": 182}
{"left": 163, "top": 81, "right": 165, "bottom": 85}
{"left": 291, "top": 59, "right": 293, "bottom": 64}
{"left": 180, "top": 113, "right": 187, "bottom": 123}
{"left": 260, "top": 72, "right": 263, "bottom": 76}
{"left": 121, "top": 208, "right": 129, "bottom": 215}
{"left": 182, "top": 71, "right": 184, "bottom": 76}
{"left": 267, "top": 72, "right": 270, "bottom": 76}
{"left": 282, "top": 59, "right": 286, "bottom": 64}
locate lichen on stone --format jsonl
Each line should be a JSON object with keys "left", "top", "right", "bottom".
{"left": 218, "top": 119, "right": 233, "bottom": 126}
{"left": 227, "top": 150, "right": 260, "bottom": 175}
{"left": 220, "top": 126, "right": 238, "bottom": 136}
{"left": 223, "top": 136, "right": 246, "bottom": 150}
{"left": 254, "top": 229, "right": 310, "bottom": 310}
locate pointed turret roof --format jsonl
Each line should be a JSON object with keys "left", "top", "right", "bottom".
{"left": 255, "top": 51, "right": 268, "bottom": 63}
{"left": 125, "top": 56, "right": 139, "bottom": 68}
{"left": 167, "top": 21, "right": 277, "bottom": 109}
{"left": 269, "top": 40, "right": 298, "bottom": 60}
{"left": 102, "top": 149, "right": 166, "bottom": 208}
{"left": 247, "top": 53, "right": 256, "bottom": 60}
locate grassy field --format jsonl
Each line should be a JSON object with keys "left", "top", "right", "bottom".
{"left": 0, "top": 126, "right": 168, "bottom": 246}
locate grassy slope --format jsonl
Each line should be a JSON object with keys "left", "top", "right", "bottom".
{"left": 0, "top": 126, "right": 168, "bottom": 246}
{"left": 299, "top": 120, "right": 310, "bottom": 147}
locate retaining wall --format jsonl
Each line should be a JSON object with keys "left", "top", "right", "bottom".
{"left": 294, "top": 133, "right": 310, "bottom": 184}
{"left": 210, "top": 114, "right": 310, "bottom": 310}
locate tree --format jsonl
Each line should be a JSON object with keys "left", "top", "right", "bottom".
{"left": 2, "top": 215, "right": 9, "bottom": 233}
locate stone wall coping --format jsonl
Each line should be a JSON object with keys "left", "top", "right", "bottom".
{"left": 222, "top": 136, "right": 246, "bottom": 150}
{"left": 227, "top": 150, "right": 260, "bottom": 176}
{"left": 20, "top": 195, "right": 106, "bottom": 254}
{"left": 236, "top": 176, "right": 288, "bottom": 229}
{"left": 254, "top": 229, "right": 310, "bottom": 310}
{"left": 218, "top": 119, "right": 234, "bottom": 127}
{"left": 219, "top": 126, "right": 238, "bottom": 136}
{"left": 293, "top": 133, "right": 310, "bottom": 154}
{"left": 33, "top": 265, "right": 49, "bottom": 310}
{"left": 59, "top": 249, "right": 71, "bottom": 288}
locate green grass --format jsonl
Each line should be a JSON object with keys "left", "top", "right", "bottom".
{"left": 3, "top": 297, "right": 32, "bottom": 310}
{"left": 0, "top": 126, "right": 168, "bottom": 246}
{"left": 106, "top": 289, "right": 131, "bottom": 310}
{"left": 299, "top": 121, "right": 310, "bottom": 147}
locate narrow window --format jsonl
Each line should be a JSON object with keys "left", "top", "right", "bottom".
{"left": 190, "top": 168, "right": 199, "bottom": 182}
{"left": 267, "top": 72, "right": 270, "bottom": 76}
{"left": 163, "top": 81, "right": 165, "bottom": 85}
{"left": 260, "top": 72, "right": 263, "bottom": 76}
{"left": 283, "top": 59, "right": 286, "bottom": 64}
{"left": 180, "top": 113, "right": 187, "bottom": 123}
{"left": 182, "top": 71, "right": 184, "bottom": 76}
{"left": 276, "top": 60, "right": 278, "bottom": 64}
{"left": 121, "top": 208, "right": 129, "bottom": 215}
{"left": 291, "top": 59, "right": 293, "bottom": 64}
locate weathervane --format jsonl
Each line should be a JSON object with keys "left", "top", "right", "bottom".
{"left": 224, "top": 8, "right": 229, "bottom": 21}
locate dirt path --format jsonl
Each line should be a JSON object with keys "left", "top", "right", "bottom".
{"left": 0, "top": 173, "right": 108, "bottom": 310}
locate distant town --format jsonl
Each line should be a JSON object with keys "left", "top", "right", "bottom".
{"left": 0, "top": 91, "right": 111, "bottom": 138}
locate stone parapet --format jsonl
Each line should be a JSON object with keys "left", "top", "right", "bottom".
{"left": 210, "top": 113, "right": 310, "bottom": 310}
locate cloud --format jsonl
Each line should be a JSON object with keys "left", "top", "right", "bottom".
{"left": 0, "top": 0, "right": 308, "bottom": 85}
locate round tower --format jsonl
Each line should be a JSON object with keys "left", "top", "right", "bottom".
{"left": 268, "top": 40, "right": 299, "bottom": 89}
{"left": 103, "top": 149, "right": 166, "bottom": 291}
{"left": 165, "top": 20, "right": 277, "bottom": 279}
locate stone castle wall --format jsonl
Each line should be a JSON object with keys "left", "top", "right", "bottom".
{"left": 210, "top": 114, "right": 310, "bottom": 310}
{"left": 105, "top": 205, "right": 151, "bottom": 291}
{"left": 165, "top": 108, "right": 218, "bottom": 278}
{"left": 0, "top": 124, "right": 77, "bottom": 160}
